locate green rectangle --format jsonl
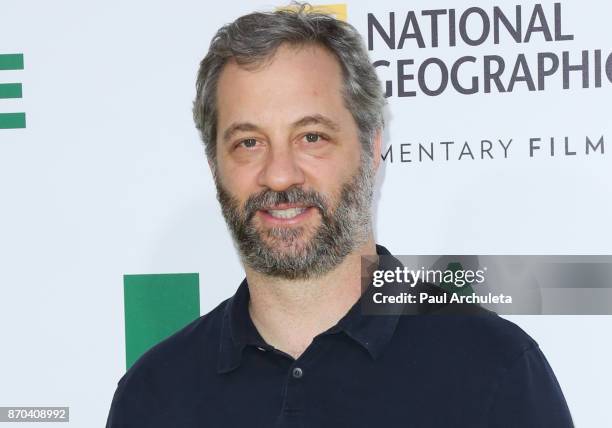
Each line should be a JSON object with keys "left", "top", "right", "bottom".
{"left": 0, "top": 83, "right": 22, "bottom": 99}
{"left": 123, "top": 273, "right": 200, "bottom": 369}
{"left": 0, "top": 54, "right": 24, "bottom": 70}
{"left": 0, "top": 112, "right": 26, "bottom": 129}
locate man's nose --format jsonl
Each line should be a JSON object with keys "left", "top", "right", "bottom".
{"left": 257, "top": 143, "right": 305, "bottom": 191}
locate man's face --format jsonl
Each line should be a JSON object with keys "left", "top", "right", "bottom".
{"left": 214, "top": 43, "right": 377, "bottom": 279}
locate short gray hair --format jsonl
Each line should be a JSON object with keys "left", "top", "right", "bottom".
{"left": 192, "top": 2, "right": 385, "bottom": 166}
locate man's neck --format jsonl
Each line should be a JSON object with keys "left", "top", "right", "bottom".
{"left": 244, "top": 236, "right": 377, "bottom": 360}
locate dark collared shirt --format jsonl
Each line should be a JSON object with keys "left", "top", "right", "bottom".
{"left": 106, "top": 245, "right": 573, "bottom": 427}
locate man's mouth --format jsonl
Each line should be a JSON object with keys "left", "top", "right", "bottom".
{"left": 258, "top": 204, "right": 315, "bottom": 222}
{"left": 266, "top": 207, "right": 308, "bottom": 219}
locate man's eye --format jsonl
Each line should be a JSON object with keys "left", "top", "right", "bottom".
{"left": 239, "top": 138, "right": 257, "bottom": 148}
{"left": 304, "top": 133, "right": 322, "bottom": 143}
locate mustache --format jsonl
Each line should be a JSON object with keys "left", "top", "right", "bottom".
{"left": 243, "top": 187, "right": 329, "bottom": 222}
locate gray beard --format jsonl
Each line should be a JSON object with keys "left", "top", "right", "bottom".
{"left": 215, "top": 158, "right": 374, "bottom": 280}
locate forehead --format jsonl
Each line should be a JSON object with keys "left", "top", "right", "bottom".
{"left": 216, "top": 43, "right": 349, "bottom": 131}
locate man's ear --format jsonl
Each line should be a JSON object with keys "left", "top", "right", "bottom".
{"left": 372, "top": 128, "right": 383, "bottom": 173}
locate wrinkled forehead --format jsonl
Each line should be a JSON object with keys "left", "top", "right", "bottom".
{"left": 215, "top": 43, "right": 350, "bottom": 133}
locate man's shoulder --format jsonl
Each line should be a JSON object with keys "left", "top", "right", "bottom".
{"left": 396, "top": 309, "right": 538, "bottom": 367}
{"left": 116, "top": 296, "right": 230, "bottom": 388}
{"left": 106, "top": 297, "right": 233, "bottom": 426}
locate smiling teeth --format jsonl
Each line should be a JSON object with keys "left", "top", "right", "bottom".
{"left": 267, "top": 207, "right": 307, "bottom": 219}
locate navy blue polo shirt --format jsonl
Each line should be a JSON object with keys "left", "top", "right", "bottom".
{"left": 106, "top": 245, "right": 573, "bottom": 427}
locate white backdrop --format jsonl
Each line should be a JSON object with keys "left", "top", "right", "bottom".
{"left": 0, "top": 0, "right": 610, "bottom": 426}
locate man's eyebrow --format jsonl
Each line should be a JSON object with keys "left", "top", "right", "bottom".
{"left": 222, "top": 122, "right": 261, "bottom": 143}
{"left": 291, "top": 114, "right": 340, "bottom": 132}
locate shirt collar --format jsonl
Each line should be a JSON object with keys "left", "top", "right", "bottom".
{"left": 217, "top": 244, "right": 403, "bottom": 374}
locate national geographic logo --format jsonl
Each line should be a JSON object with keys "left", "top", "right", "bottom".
{"left": 0, "top": 53, "right": 26, "bottom": 129}
{"left": 367, "top": 3, "right": 612, "bottom": 98}
{"left": 278, "top": 3, "right": 347, "bottom": 21}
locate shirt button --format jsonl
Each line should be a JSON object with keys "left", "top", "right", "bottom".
{"left": 292, "top": 367, "right": 303, "bottom": 379}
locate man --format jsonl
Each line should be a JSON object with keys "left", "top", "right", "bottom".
{"left": 106, "top": 4, "right": 573, "bottom": 427}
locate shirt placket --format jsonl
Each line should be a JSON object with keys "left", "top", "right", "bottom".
{"left": 272, "top": 336, "right": 331, "bottom": 428}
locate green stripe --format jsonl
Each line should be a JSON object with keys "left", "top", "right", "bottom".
{"left": 0, "top": 83, "right": 22, "bottom": 99}
{"left": 0, "top": 54, "right": 24, "bottom": 70}
{"left": 0, "top": 112, "right": 26, "bottom": 129}
{"left": 123, "top": 273, "right": 200, "bottom": 369}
